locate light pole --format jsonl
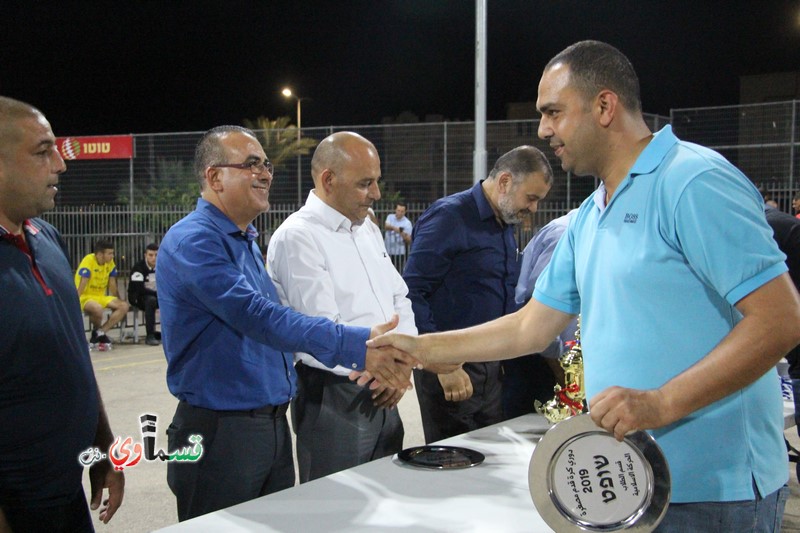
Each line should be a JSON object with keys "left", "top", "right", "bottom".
{"left": 282, "top": 87, "right": 303, "bottom": 205}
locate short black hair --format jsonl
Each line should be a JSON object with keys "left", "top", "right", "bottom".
{"left": 0, "top": 96, "right": 42, "bottom": 157}
{"left": 546, "top": 40, "right": 642, "bottom": 113}
{"left": 94, "top": 239, "right": 114, "bottom": 253}
{"left": 488, "top": 145, "right": 553, "bottom": 186}
{"left": 145, "top": 243, "right": 159, "bottom": 252}
{"left": 193, "top": 125, "right": 258, "bottom": 189}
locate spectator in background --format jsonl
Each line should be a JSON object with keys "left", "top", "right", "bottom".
{"left": 75, "top": 239, "right": 130, "bottom": 351}
{"left": 761, "top": 191, "right": 779, "bottom": 210}
{"left": 764, "top": 201, "right": 800, "bottom": 465}
{"left": 129, "top": 242, "right": 160, "bottom": 346}
{"left": 384, "top": 202, "right": 412, "bottom": 269}
{"left": 403, "top": 145, "right": 553, "bottom": 443}
{"left": 268, "top": 131, "right": 421, "bottom": 482}
{"left": 0, "top": 95, "right": 123, "bottom": 531}
{"left": 793, "top": 191, "right": 800, "bottom": 219}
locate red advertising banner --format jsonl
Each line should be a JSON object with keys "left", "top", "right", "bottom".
{"left": 56, "top": 135, "right": 133, "bottom": 160}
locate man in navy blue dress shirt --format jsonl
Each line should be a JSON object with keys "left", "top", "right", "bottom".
{"left": 403, "top": 145, "right": 553, "bottom": 443}
{"left": 0, "top": 96, "right": 124, "bottom": 531}
{"left": 158, "top": 125, "right": 417, "bottom": 521}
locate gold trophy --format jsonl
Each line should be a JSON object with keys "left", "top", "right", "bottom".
{"left": 535, "top": 316, "right": 585, "bottom": 423}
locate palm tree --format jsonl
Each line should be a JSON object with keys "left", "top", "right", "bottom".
{"left": 116, "top": 116, "right": 317, "bottom": 209}
{"left": 243, "top": 116, "right": 318, "bottom": 168}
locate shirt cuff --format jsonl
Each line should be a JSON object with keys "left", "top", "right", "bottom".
{"left": 532, "top": 289, "right": 579, "bottom": 315}
{"left": 726, "top": 262, "right": 787, "bottom": 306}
{"left": 337, "top": 325, "right": 371, "bottom": 370}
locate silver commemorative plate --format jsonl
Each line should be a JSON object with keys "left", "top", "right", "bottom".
{"left": 529, "top": 414, "right": 670, "bottom": 532}
{"left": 398, "top": 445, "right": 485, "bottom": 469}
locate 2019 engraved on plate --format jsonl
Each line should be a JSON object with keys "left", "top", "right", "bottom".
{"left": 529, "top": 414, "right": 670, "bottom": 532}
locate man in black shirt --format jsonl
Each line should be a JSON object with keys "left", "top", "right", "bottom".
{"left": 129, "top": 242, "right": 160, "bottom": 345}
{"left": 765, "top": 204, "right": 800, "bottom": 449}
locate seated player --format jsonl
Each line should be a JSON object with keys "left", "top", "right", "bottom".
{"left": 74, "top": 239, "right": 129, "bottom": 351}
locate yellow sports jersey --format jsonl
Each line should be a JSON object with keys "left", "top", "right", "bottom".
{"left": 74, "top": 253, "right": 117, "bottom": 296}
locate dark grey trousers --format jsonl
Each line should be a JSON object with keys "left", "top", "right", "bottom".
{"left": 293, "top": 363, "right": 404, "bottom": 483}
{"left": 414, "top": 361, "right": 503, "bottom": 444}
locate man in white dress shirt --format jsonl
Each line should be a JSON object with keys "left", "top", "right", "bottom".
{"left": 267, "top": 131, "right": 419, "bottom": 482}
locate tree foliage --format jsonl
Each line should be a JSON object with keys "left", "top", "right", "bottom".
{"left": 118, "top": 157, "right": 198, "bottom": 207}
{"left": 116, "top": 116, "right": 317, "bottom": 210}
{"left": 243, "top": 116, "right": 318, "bottom": 165}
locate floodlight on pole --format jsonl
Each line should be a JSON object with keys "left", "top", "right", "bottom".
{"left": 282, "top": 87, "right": 303, "bottom": 205}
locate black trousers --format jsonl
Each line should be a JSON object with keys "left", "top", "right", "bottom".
{"left": 414, "top": 361, "right": 503, "bottom": 444}
{"left": 141, "top": 295, "right": 159, "bottom": 335}
{"left": 2, "top": 486, "right": 93, "bottom": 533}
{"left": 293, "top": 363, "right": 404, "bottom": 483}
{"left": 166, "top": 400, "right": 294, "bottom": 521}
{"left": 500, "top": 354, "right": 558, "bottom": 420}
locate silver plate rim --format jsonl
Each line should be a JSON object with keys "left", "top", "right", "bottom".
{"left": 397, "top": 445, "right": 486, "bottom": 470}
{"left": 528, "top": 413, "right": 670, "bottom": 532}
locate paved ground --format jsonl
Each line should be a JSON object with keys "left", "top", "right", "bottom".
{"left": 82, "top": 341, "right": 800, "bottom": 532}
{"left": 82, "top": 342, "right": 427, "bottom": 532}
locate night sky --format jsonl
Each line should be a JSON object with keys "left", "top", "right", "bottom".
{"left": 2, "top": 1, "right": 799, "bottom": 136}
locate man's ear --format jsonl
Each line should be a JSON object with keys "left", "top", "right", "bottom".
{"left": 498, "top": 171, "right": 513, "bottom": 193}
{"left": 596, "top": 90, "right": 618, "bottom": 127}
{"left": 206, "top": 167, "right": 223, "bottom": 192}
{"left": 320, "top": 169, "right": 335, "bottom": 193}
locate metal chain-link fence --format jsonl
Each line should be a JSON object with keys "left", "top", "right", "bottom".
{"left": 43, "top": 106, "right": 800, "bottom": 272}
{"left": 671, "top": 101, "right": 799, "bottom": 212}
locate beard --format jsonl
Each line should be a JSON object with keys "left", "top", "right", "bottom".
{"left": 497, "top": 193, "right": 526, "bottom": 225}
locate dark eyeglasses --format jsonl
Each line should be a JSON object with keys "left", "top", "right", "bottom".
{"left": 211, "top": 159, "right": 273, "bottom": 175}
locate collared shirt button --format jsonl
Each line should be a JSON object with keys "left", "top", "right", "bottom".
{"left": 351, "top": 363, "right": 357, "bottom": 369}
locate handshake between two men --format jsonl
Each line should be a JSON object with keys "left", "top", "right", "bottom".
{"left": 357, "top": 315, "right": 462, "bottom": 409}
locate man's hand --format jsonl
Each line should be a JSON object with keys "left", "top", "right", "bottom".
{"left": 368, "top": 314, "right": 402, "bottom": 342}
{"left": 89, "top": 459, "right": 124, "bottom": 524}
{"left": 438, "top": 367, "right": 473, "bottom": 402}
{"left": 589, "top": 386, "right": 669, "bottom": 441}
{"left": 363, "top": 315, "right": 421, "bottom": 391}
{"left": 349, "top": 370, "right": 406, "bottom": 408}
{"left": 366, "top": 329, "right": 424, "bottom": 366}
{"left": 364, "top": 346, "right": 416, "bottom": 391}
{"left": 370, "top": 382, "right": 406, "bottom": 409}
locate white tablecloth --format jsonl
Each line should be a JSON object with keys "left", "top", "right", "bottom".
{"left": 156, "top": 414, "right": 555, "bottom": 533}
{"left": 156, "top": 394, "right": 795, "bottom": 532}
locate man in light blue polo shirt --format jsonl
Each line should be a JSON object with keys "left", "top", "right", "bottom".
{"left": 365, "top": 41, "right": 800, "bottom": 531}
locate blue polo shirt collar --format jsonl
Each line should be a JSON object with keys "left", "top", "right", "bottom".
{"left": 628, "top": 125, "right": 678, "bottom": 178}
{"left": 593, "top": 125, "right": 679, "bottom": 213}
{"left": 195, "top": 198, "right": 259, "bottom": 241}
{"left": 471, "top": 180, "right": 497, "bottom": 222}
